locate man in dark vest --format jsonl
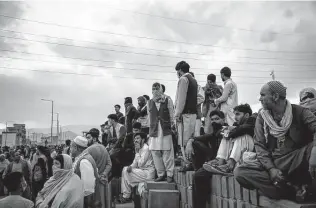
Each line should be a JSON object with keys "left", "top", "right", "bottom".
{"left": 71, "top": 136, "right": 99, "bottom": 208}
{"left": 174, "top": 61, "right": 198, "bottom": 172}
{"left": 148, "top": 82, "right": 175, "bottom": 183}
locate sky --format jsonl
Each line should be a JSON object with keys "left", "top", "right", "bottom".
{"left": 0, "top": 1, "right": 316, "bottom": 129}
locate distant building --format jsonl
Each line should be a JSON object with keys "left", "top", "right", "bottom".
{"left": 6, "top": 124, "right": 26, "bottom": 145}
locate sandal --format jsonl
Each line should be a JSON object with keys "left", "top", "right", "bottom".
{"left": 204, "top": 163, "right": 234, "bottom": 176}
{"left": 117, "top": 195, "right": 132, "bottom": 204}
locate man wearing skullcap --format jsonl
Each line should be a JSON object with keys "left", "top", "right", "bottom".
{"left": 85, "top": 128, "right": 112, "bottom": 208}
{"left": 124, "top": 97, "right": 139, "bottom": 134}
{"left": 234, "top": 81, "right": 316, "bottom": 201}
{"left": 214, "top": 67, "right": 238, "bottom": 126}
{"left": 0, "top": 172, "right": 34, "bottom": 208}
{"left": 118, "top": 133, "right": 155, "bottom": 203}
{"left": 300, "top": 87, "right": 316, "bottom": 116}
{"left": 137, "top": 96, "right": 150, "bottom": 134}
{"left": 71, "top": 136, "right": 98, "bottom": 207}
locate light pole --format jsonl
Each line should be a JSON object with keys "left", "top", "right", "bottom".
{"left": 41, "top": 99, "right": 54, "bottom": 146}
{"left": 54, "top": 113, "right": 59, "bottom": 145}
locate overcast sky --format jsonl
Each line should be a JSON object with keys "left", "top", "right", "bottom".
{"left": 0, "top": 1, "right": 316, "bottom": 129}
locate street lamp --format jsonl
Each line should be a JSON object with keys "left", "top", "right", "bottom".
{"left": 41, "top": 99, "right": 54, "bottom": 146}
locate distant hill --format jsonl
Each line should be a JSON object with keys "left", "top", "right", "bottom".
{"left": 27, "top": 124, "right": 97, "bottom": 136}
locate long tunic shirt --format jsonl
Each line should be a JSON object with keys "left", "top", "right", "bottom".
{"left": 148, "top": 97, "right": 175, "bottom": 151}
{"left": 131, "top": 144, "right": 155, "bottom": 179}
{"left": 215, "top": 78, "right": 238, "bottom": 123}
{"left": 255, "top": 105, "right": 316, "bottom": 171}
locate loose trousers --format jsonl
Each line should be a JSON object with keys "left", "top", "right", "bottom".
{"left": 217, "top": 134, "right": 254, "bottom": 163}
{"left": 194, "top": 119, "right": 202, "bottom": 137}
{"left": 234, "top": 142, "right": 313, "bottom": 200}
{"left": 151, "top": 146, "right": 175, "bottom": 177}
{"left": 121, "top": 167, "right": 150, "bottom": 198}
{"left": 192, "top": 140, "right": 214, "bottom": 170}
{"left": 192, "top": 168, "right": 213, "bottom": 208}
{"left": 177, "top": 114, "right": 197, "bottom": 146}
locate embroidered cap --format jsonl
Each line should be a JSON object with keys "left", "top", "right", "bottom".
{"left": 267, "top": 81, "right": 287, "bottom": 98}
{"left": 73, "top": 136, "right": 88, "bottom": 148}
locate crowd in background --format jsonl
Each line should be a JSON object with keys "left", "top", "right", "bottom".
{"left": 0, "top": 61, "right": 316, "bottom": 208}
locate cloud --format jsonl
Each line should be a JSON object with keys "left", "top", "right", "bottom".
{"left": 0, "top": 1, "right": 316, "bottom": 129}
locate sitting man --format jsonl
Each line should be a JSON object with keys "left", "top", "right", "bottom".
{"left": 203, "top": 103, "right": 256, "bottom": 175}
{"left": 192, "top": 104, "right": 256, "bottom": 208}
{"left": 118, "top": 132, "right": 155, "bottom": 203}
{"left": 300, "top": 87, "right": 316, "bottom": 116}
{"left": 185, "top": 110, "right": 226, "bottom": 171}
{"left": 108, "top": 114, "right": 127, "bottom": 144}
{"left": 234, "top": 81, "right": 316, "bottom": 201}
{"left": 109, "top": 122, "right": 141, "bottom": 180}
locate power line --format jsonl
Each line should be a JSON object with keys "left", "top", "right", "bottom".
{"left": 0, "top": 55, "right": 270, "bottom": 78}
{"left": 1, "top": 55, "right": 315, "bottom": 80}
{"left": 1, "top": 14, "right": 316, "bottom": 54}
{"left": 2, "top": 48, "right": 316, "bottom": 73}
{"left": 1, "top": 66, "right": 315, "bottom": 84}
{"left": 102, "top": 5, "right": 313, "bottom": 36}
{"left": 2, "top": 34, "right": 316, "bottom": 67}
{"left": 1, "top": 28, "right": 314, "bottom": 61}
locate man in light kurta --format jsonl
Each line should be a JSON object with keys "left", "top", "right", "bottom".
{"left": 148, "top": 82, "right": 175, "bottom": 183}
{"left": 214, "top": 67, "right": 238, "bottom": 126}
{"left": 118, "top": 132, "right": 155, "bottom": 204}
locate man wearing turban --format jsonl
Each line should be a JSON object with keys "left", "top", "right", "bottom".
{"left": 234, "top": 81, "right": 316, "bottom": 202}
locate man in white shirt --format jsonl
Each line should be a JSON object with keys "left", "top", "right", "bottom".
{"left": 118, "top": 132, "right": 155, "bottom": 204}
{"left": 71, "top": 136, "right": 98, "bottom": 207}
{"left": 214, "top": 67, "right": 238, "bottom": 126}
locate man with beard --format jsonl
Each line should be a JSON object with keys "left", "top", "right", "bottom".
{"left": 118, "top": 133, "right": 155, "bottom": 203}
{"left": 124, "top": 97, "right": 139, "bottom": 134}
{"left": 234, "top": 81, "right": 316, "bottom": 202}
{"left": 148, "top": 83, "right": 175, "bottom": 183}
{"left": 71, "top": 136, "right": 98, "bottom": 207}
{"left": 137, "top": 96, "right": 149, "bottom": 134}
{"left": 203, "top": 104, "right": 256, "bottom": 175}
{"left": 185, "top": 110, "right": 226, "bottom": 171}
{"left": 85, "top": 128, "right": 112, "bottom": 208}
{"left": 202, "top": 74, "right": 223, "bottom": 134}
{"left": 192, "top": 104, "right": 256, "bottom": 208}
{"left": 109, "top": 122, "right": 141, "bottom": 180}
{"left": 214, "top": 67, "right": 238, "bottom": 126}
{"left": 174, "top": 61, "right": 198, "bottom": 171}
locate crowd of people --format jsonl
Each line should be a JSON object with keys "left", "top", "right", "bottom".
{"left": 0, "top": 60, "right": 316, "bottom": 208}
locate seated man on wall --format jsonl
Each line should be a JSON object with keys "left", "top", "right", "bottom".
{"left": 118, "top": 133, "right": 155, "bottom": 204}
{"left": 185, "top": 110, "right": 226, "bottom": 171}
{"left": 203, "top": 104, "right": 257, "bottom": 175}
{"left": 192, "top": 104, "right": 256, "bottom": 208}
{"left": 109, "top": 121, "right": 140, "bottom": 180}
{"left": 234, "top": 81, "right": 316, "bottom": 202}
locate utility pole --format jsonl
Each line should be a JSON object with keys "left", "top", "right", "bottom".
{"left": 270, "top": 70, "right": 275, "bottom": 80}
{"left": 56, "top": 113, "right": 59, "bottom": 145}
{"left": 41, "top": 99, "right": 54, "bottom": 146}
